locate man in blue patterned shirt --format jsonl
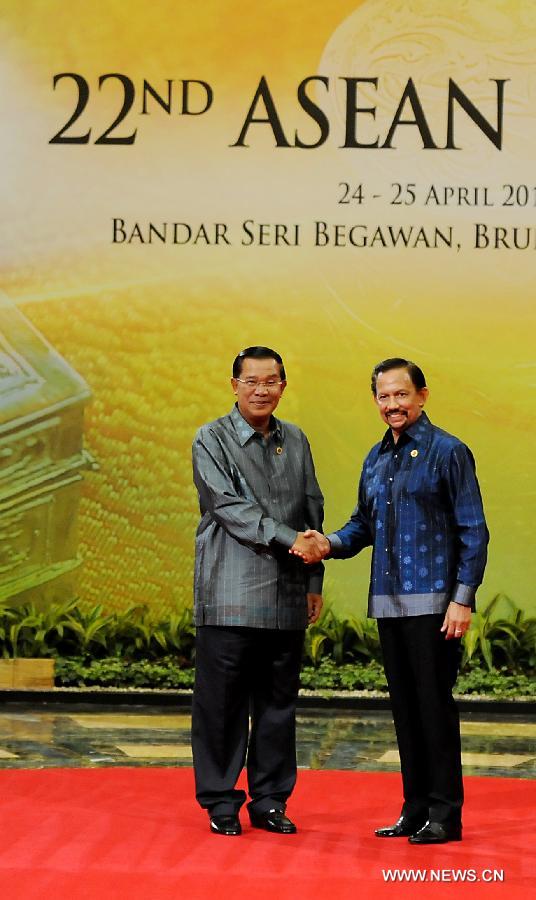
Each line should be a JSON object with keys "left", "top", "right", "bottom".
{"left": 293, "top": 358, "right": 488, "bottom": 844}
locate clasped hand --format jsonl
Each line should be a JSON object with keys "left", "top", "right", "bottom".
{"left": 290, "top": 530, "right": 330, "bottom": 564}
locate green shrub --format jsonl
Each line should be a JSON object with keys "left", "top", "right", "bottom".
{"left": 52, "top": 656, "right": 533, "bottom": 699}
{"left": 299, "top": 659, "right": 533, "bottom": 698}
{"left": 1, "top": 596, "right": 534, "bottom": 698}
{"left": 0, "top": 600, "right": 195, "bottom": 663}
{"left": 55, "top": 656, "right": 195, "bottom": 689}
{"left": 300, "top": 658, "right": 387, "bottom": 691}
{"left": 0, "top": 598, "right": 83, "bottom": 659}
{"left": 456, "top": 664, "right": 535, "bottom": 697}
{"left": 462, "top": 594, "right": 536, "bottom": 671}
{"left": 303, "top": 607, "right": 382, "bottom": 667}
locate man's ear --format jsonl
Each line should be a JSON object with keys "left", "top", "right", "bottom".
{"left": 419, "top": 387, "right": 430, "bottom": 407}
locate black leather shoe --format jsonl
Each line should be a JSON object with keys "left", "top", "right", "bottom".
{"left": 409, "top": 821, "right": 462, "bottom": 844}
{"left": 375, "top": 814, "right": 428, "bottom": 838}
{"left": 249, "top": 809, "right": 297, "bottom": 834}
{"left": 210, "top": 814, "right": 241, "bottom": 836}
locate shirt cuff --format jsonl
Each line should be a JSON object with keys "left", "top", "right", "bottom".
{"left": 451, "top": 582, "right": 476, "bottom": 606}
{"left": 273, "top": 523, "right": 298, "bottom": 548}
{"left": 325, "top": 533, "right": 340, "bottom": 556}
{"left": 306, "top": 570, "right": 324, "bottom": 594}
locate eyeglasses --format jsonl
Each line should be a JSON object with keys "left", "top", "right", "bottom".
{"left": 235, "top": 378, "right": 283, "bottom": 390}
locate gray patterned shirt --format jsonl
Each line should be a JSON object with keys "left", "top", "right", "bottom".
{"left": 192, "top": 404, "right": 324, "bottom": 629}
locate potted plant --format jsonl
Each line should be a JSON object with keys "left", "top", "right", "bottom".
{"left": 0, "top": 599, "right": 81, "bottom": 689}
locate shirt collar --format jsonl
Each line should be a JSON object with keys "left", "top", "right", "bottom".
{"left": 380, "top": 410, "right": 433, "bottom": 452}
{"left": 230, "top": 403, "right": 283, "bottom": 446}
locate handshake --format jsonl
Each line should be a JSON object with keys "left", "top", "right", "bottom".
{"left": 290, "top": 530, "right": 331, "bottom": 564}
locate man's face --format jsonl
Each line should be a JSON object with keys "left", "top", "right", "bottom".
{"left": 232, "top": 357, "right": 286, "bottom": 426}
{"left": 374, "top": 368, "right": 429, "bottom": 438}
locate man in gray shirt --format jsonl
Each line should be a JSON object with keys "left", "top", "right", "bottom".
{"left": 191, "top": 346, "right": 324, "bottom": 836}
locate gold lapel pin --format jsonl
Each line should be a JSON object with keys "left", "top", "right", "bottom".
{"left": 410, "top": 449, "right": 419, "bottom": 458}
{"left": 276, "top": 447, "right": 283, "bottom": 455}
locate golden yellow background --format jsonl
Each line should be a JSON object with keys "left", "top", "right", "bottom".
{"left": 1, "top": 0, "right": 534, "bottom": 614}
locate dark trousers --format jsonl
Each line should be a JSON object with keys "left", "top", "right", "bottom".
{"left": 191, "top": 625, "right": 304, "bottom": 817}
{"left": 378, "top": 614, "right": 463, "bottom": 826}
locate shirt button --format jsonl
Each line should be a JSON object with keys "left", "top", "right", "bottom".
{"left": 385, "top": 571, "right": 389, "bottom": 575}
{"left": 387, "top": 500, "right": 391, "bottom": 505}
{"left": 389, "top": 477, "right": 393, "bottom": 482}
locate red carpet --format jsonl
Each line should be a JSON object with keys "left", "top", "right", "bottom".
{"left": 0, "top": 768, "right": 533, "bottom": 899}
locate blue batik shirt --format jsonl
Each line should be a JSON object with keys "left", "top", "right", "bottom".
{"left": 327, "top": 412, "right": 489, "bottom": 618}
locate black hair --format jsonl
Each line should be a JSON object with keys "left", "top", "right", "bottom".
{"left": 371, "top": 357, "right": 426, "bottom": 394}
{"left": 232, "top": 346, "right": 286, "bottom": 380}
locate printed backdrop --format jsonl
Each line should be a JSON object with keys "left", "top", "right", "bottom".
{"left": 1, "top": 0, "right": 535, "bottom": 615}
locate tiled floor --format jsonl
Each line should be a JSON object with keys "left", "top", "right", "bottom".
{"left": 0, "top": 704, "right": 534, "bottom": 778}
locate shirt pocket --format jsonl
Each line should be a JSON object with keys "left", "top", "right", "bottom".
{"left": 402, "top": 464, "right": 443, "bottom": 502}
